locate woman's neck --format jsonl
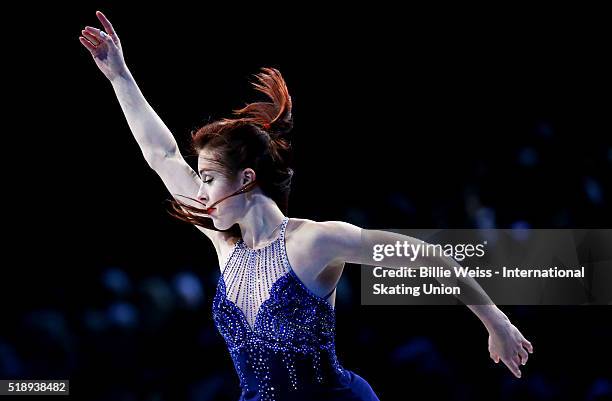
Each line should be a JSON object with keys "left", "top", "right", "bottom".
{"left": 238, "top": 193, "right": 286, "bottom": 249}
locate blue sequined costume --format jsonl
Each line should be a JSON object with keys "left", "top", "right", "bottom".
{"left": 212, "top": 216, "right": 380, "bottom": 401}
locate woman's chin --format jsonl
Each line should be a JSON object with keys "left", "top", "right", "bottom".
{"left": 211, "top": 219, "right": 227, "bottom": 231}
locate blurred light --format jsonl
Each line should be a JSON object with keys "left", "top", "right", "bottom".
{"left": 141, "top": 277, "right": 174, "bottom": 306}
{"left": 517, "top": 147, "right": 539, "bottom": 167}
{"left": 583, "top": 177, "right": 604, "bottom": 205}
{"left": 107, "top": 302, "right": 138, "bottom": 328}
{"left": 392, "top": 336, "right": 434, "bottom": 361}
{"left": 336, "top": 279, "right": 352, "bottom": 305}
{"left": 510, "top": 220, "right": 531, "bottom": 242}
{"left": 391, "top": 337, "right": 445, "bottom": 373}
{"left": 0, "top": 340, "right": 23, "bottom": 377}
{"left": 501, "top": 372, "right": 558, "bottom": 400}
{"left": 475, "top": 207, "right": 498, "bottom": 243}
{"left": 464, "top": 192, "right": 481, "bottom": 217}
{"left": 20, "top": 310, "right": 76, "bottom": 375}
{"left": 23, "top": 310, "right": 69, "bottom": 338}
{"left": 101, "top": 267, "right": 132, "bottom": 296}
{"left": 475, "top": 207, "right": 496, "bottom": 229}
{"left": 139, "top": 277, "right": 176, "bottom": 329}
{"left": 586, "top": 378, "right": 612, "bottom": 401}
{"left": 536, "top": 121, "right": 554, "bottom": 138}
{"left": 172, "top": 272, "right": 204, "bottom": 308}
{"left": 527, "top": 374, "right": 556, "bottom": 400}
{"left": 188, "top": 376, "right": 226, "bottom": 401}
{"left": 83, "top": 309, "right": 108, "bottom": 332}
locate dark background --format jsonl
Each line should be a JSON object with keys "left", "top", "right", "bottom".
{"left": 4, "top": 3, "right": 611, "bottom": 400}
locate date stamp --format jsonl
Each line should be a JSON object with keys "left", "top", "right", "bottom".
{"left": 0, "top": 380, "right": 69, "bottom": 395}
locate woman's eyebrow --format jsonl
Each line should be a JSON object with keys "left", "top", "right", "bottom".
{"left": 198, "top": 168, "right": 218, "bottom": 176}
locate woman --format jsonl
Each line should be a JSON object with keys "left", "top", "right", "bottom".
{"left": 79, "top": 11, "right": 534, "bottom": 401}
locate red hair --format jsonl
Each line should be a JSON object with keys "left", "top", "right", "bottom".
{"left": 167, "top": 68, "right": 295, "bottom": 238}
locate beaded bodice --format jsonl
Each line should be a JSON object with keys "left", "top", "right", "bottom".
{"left": 211, "top": 216, "right": 347, "bottom": 400}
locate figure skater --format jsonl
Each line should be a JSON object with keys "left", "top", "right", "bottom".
{"left": 79, "top": 11, "right": 534, "bottom": 401}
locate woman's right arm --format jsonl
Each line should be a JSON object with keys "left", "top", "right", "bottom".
{"left": 79, "top": 11, "right": 221, "bottom": 244}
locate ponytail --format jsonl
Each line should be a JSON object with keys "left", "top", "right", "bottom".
{"left": 229, "top": 67, "right": 293, "bottom": 137}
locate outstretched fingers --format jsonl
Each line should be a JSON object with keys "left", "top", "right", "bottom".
{"left": 82, "top": 30, "right": 100, "bottom": 46}
{"left": 79, "top": 36, "right": 96, "bottom": 52}
{"left": 79, "top": 24, "right": 115, "bottom": 57}
{"left": 503, "top": 357, "right": 522, "bottom": 378}
{"left": 84, "top": 26, "right": 103, "bottom": 42}
{"left": 96, "top": 11, "right": 119, "bottom": 44}
{"left": 518, "top": 348, "right": 529, "bottom": 365}
{"left": 83, "top": 25, "right": 115, "bottom": 49}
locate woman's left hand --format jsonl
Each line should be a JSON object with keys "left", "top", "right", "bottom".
{"left": 487, "top": 318, "right": 534, "bottom": 378}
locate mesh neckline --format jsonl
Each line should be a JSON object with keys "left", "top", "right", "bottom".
{"left": 237, "top": 216, "right": 289, "bottom": 251}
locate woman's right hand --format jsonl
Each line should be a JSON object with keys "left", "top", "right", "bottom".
{"left": 79, "top": 11, "right": 127, "bottom": 82}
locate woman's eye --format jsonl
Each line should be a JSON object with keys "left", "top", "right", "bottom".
{"left": 203, "top": 177, "right": 213, "bottom": 184}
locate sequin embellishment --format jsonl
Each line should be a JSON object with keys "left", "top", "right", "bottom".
{"left": 212, "top": 217, "right": 347, "bottom": 400}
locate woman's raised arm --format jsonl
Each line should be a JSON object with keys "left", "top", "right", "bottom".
{"left": 80, "top": 11, "right": 186, "bottom": 168}
{"left": 79, "top": 11, "right": 220, "bottom": 243}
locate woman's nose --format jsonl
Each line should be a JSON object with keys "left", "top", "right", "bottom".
{"left": 196, "top": 185, "right": 207, "bottom": 204}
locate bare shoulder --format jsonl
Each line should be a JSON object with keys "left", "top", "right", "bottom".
{"left": 285, "top": 217, "right": 318, "bottom": 240}
{"left": 285, "top": 217, "right": 333, "bottom": 242}
{"left": 214, "top": 217, "right": 360, "bottom": 246}
{"left": 286, "top": 218, "right": 362, "bottom": 263}
{"left": 283, "top": 218, "right": 359, "bottom": 301}
{"left": 287, "top": 217, "right": 361, "bottom": 241}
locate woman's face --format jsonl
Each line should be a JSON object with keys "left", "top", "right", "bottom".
{"left": 196, "top": 149, "right": 251, "bottom": 230}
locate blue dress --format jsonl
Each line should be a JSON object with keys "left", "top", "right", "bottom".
{"left": 212, "top": 216, "right": 380, "bottom": 401}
